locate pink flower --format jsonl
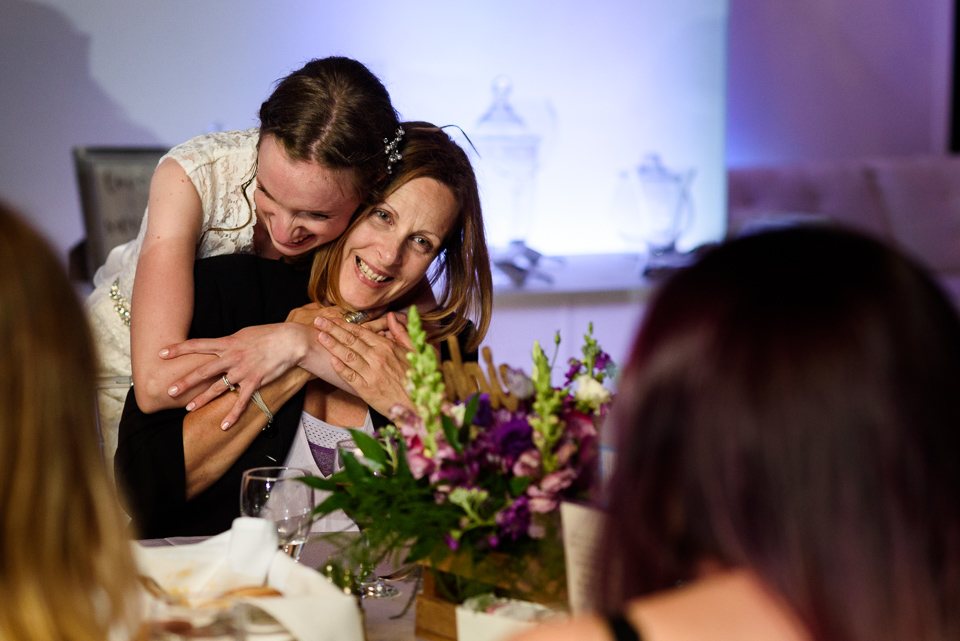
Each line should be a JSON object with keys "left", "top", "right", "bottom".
{"left": 391, "top": 406, "right": 427, "bottom": 444}
{"left": 555, "top": 442, "right": 578, "bottom": 467}
{"left": 564, "top": 410, "right": 598, "bottom": 441}
{"left": 389, "top": 404, "right": 421, "bottom": 426}
{"left": 526, "top": 485, "right": 558, "bottom": 513}
{"left": 528, "top": 497, "right": 558, "bottom": 513}
{"left": 406, "top": 452, "right": 434, "bottom": 480}
{"left": 512, "top": 448, "right": 541, "bottom": 478}
{"left": 540, "top": 468, "right": 577, "bottom": 493}
{"left": 435, "top": 441, "right": 458, "bottom": 464}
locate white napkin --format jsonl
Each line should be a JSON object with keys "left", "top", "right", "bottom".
{"left": 136, "top": 517, "right": 363, "bottom": 641}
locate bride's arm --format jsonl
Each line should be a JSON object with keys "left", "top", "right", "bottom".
{"left": 129, "top": 158, "right": 213, "bottom": 412}
{"left": 164, "top": 304, "right": 361, "bottom": 429}
{"left": 183, "top": 365, "right": 313, "bottom": 500}
{"left": 129, "top": 160, "right": 320, "bottom": 416}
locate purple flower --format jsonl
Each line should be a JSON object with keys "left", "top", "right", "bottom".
{"left": 495, "top": 495, "right": 531, "bottom": 542}
{"left": 488, "top": 417, "right": 533, "bottom": 466}
{"left": 444, "top": 534, "right": 460, "bottom": 551}
{"left": 595, "top": 349, "right": 612, "bottom": 372}
{"left": 430, "top": 462, "right": 471, "bottom": 487}
{"left": 472, "top": 394, "right": 493, "bottom": 427}
{"left": 564, "top": 358, "right": 583, "bottom": 384}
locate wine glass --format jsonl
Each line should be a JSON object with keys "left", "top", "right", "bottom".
{"left": 240, "top": 466, "right": 314, "bottom": 562}
{"left": 334, "top": 439, "right": 400, "bottom": 599}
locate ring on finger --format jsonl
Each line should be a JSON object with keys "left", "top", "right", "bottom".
{"left": 344, "top": 310, "right": 369, "bottom": 324}
{"left": 222, "top": 374, "right": 236, "bottom": 392}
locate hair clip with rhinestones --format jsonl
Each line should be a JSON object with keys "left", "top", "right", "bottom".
{"left": 384, "top": 127, "right": 404, "bottom": 173}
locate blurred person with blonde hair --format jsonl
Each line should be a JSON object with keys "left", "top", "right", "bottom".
{"left": 0, "top": 201, "right": 138, "bottom": 640}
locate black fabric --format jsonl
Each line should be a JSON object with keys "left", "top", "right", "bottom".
{"left": 114, "top": 253, "right": 476, "bottom": 539}
{"left": 115, "top": 255, "right": 312, "bottom": 539}
{"left": 607, "top": 614, "right": 643, "bottom": 641}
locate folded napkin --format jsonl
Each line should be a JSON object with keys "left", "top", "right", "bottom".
{"left": 136, "top": 517, "right": 363, "bottom": 641}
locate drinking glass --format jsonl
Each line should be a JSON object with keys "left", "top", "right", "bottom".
{"left": 240, "top": 466, "right": 314, "bottom": 562}
{"left": 334, "top": 439, "right": 400, "bottom": 599}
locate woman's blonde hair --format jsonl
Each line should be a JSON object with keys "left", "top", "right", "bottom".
{"left": 308, "top": 122, "right": 493, "bottom": 352}
{"left": 0, "top": 203, "right": 138, "bottom": 641}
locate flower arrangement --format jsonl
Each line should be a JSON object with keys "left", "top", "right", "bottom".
{"left": 308, "top": 307, "right": 615, "bottom": 601}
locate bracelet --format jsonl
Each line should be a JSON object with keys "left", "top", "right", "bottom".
{"left": 250, "top": 390, "right": 274, "bottom": 426}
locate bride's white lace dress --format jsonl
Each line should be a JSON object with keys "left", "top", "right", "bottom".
{"left": 85, "top": 128, "right": 261, "bottom": 472}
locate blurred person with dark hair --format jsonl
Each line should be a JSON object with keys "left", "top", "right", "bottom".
{"left": 514, "top": 227, "right": 960, "bottom": 641}
{"left": 0, "top": 201, "right": 138, "bottom": 641}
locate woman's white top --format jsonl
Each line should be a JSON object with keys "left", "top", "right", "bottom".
{"left": 284, "top": 411, "right": 375, "bottom": 533}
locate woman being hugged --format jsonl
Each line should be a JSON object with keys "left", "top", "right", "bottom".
{"left": 86, "top": 57, "right": 400, "bottom": 466}
{"left": 0, "top": 203, "right": 138, "bottom": 641}
{"left": 513, "top": 227, "right": 960, "bottom": 641}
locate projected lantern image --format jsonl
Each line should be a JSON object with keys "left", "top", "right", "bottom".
{"left": 613, "top": 153, "right": 695, "bottom": 257}
{"left": 472, "top": 76, "right": 541, "bottom": 250}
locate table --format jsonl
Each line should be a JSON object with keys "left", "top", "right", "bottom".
{"left": 142, "top": 534, "right": 422, "bottom": 641}
{"left": 299, "top": 536, "right": 420, "bottom": 641}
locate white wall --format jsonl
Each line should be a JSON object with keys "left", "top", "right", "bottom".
{"left": 1, "top": 0, "right": 952, "bottom": 262}
{"left": 0, "top": 0, "right": 728, "bottom": 260}
{"left": 726, "top": 0, "right": 955, "bottom": 166}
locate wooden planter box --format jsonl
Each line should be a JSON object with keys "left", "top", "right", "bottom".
{"left": 414, "top": 550, "right": 568, "bottom": 641}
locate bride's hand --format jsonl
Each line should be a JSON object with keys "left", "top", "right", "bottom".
{"left": 160, "top": 322, "right": 317, "bottom": 429}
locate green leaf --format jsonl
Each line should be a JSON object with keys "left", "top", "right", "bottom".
{"left": 298, "top": 475, "right": 337, "bottom": 491}
{"left": 406, "top": 534, "right": 442, "bottom": 563}
{"left": 441, "top": 414, "right": 463, "bottom": 454}
{"left": 509, "top": 476, "right": 532, "bottom": 496}
{"left": 462, "top": 393, "right": 480, "bottom": 427}
{"left": 340, "top": 450, "right": 371, "bottom": 483}
{"left": 314, "top": 492, "right": 349, "bottom": 516}
{"left": 349, "top": 428, "right": 387, "bottom": 467}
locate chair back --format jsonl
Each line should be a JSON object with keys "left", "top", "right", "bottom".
{"left": 73, "top": 146, "right": 168, "bottom": 280}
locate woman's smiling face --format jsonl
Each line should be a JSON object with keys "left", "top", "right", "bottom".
{"left": 254, "top": 134, "right": 359, "bottom": 258}
{"left": 337, "top": 177, "right": 458, "bottom": 314}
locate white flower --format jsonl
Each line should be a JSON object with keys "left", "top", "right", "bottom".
{"left": 445, "top": 403, "right": 467, "bottom": 427}
{"left": 503, "top": 367, "right": 536, "bottom": 400}
{"left": 574, "top": 374, "right": 611, "bottom": 409}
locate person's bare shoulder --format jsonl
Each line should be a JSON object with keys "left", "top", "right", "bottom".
{"left": 507, "top": 615, "right": 612, "bottom": 641}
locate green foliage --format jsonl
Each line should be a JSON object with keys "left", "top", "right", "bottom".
{"left": 404, "top": 306, "right": 445, "bottom": 452}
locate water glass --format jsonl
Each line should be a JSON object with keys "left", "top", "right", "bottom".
{"left": 240, "top": 466, "right": 313, "bottom": 561}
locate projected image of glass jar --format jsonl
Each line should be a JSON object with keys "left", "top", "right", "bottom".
{"left": 472, "top": 76, "right": 541, "bottom": 250}
{"left": 613, "top": 153, "right": 695, "bottom": 256}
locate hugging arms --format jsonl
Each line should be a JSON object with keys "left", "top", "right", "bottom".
{"left": 115, "top": 124, "right": 492, "bottom": 538}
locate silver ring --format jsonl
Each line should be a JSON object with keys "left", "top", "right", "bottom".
{"left": 222, "top": 374, "right": 236, "bottom": 392}
{"left": 343, "top": 310, "right": 369, "bottom": 324}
